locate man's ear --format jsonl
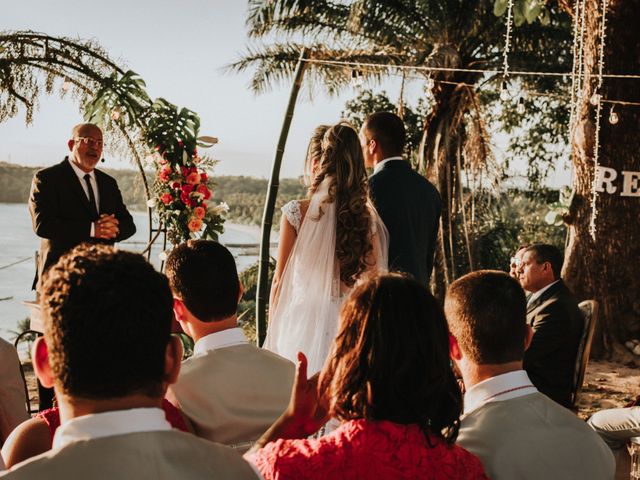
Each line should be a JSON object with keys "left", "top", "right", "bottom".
{"left": 449, "top": 334, "right": 463, "bottom": 361}
{"left": 163, "top": 336, "right": 182, "bottom": 386}
{"left": 524, "top": 324, "right": 534, "bottom": 351}
{"left": 368, "top": 138, "right": 378, "bottom": 156}
{"left": 68, "top": 139, "right": 75, "bottom": 151}
{"left": 32, "top": 337, "right": 55, "bottom": 388}
{"left": 237, "top": 282, "right": 244, "bottom": 304}
{"left": 173, "top": 298, "right": 187, "bottom": 322}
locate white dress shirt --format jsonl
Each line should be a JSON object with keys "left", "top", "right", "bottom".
{"left": 52, "top": 408, "right": 171, "bottom": 451}
{"left": 373, "top": 156, "right": 403, "bottom": 174}
{"left": 463, "top": 370, "right": 537, "bottom": 415}
{"left": 68, "top": 158, "right": 99, "bottom": 237}
{"left": 527, "top": 279, "right": 560, "bottom": 307}
{"left": 193, "top": 327, "right": 248, "bottom": 357}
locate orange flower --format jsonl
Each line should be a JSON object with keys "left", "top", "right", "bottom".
{"left": 159, "top": 165, "right": 172, "bottom": 182}
{"left": 193, "top": 206, "right": 206, "bottom": 219}
{"left": 186, "top": 171, "right": 200, "bottom": 185}
{"left": 188, "top": 217, "right": 203, "bottom": 232}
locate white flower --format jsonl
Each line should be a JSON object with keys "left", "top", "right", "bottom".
{"left": 219, "top": 201, "right": 230, "bottom": 212}
{"left": 210, "top": 201, "right": 230, "bottom": 216}
{"left": 158, "top": 251, "right": 168, "bottom": 261}
{"left": 147, "top": 198, "right": 157, "bottom": 208}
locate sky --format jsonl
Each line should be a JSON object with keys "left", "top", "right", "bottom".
{"left": 1, "top": 0, "right": 572, "bottom": 185}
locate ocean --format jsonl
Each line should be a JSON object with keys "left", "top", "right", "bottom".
{"left": 0, "top": 203, "right": 268, "bottom": 341}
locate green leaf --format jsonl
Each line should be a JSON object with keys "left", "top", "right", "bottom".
{"left": 524, "top": 0, "right": 542, "bottom": 23}
{"left": 493, "top": 0, "right": 508, "bottom": 17}
{"left": 539, "top": 7, "right": 551, "bottom": 25}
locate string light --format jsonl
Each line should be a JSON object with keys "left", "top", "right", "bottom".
{"left": 502, "top": 0, "right": 515, "bottom": 79}
{"left": 500, "top": 81, "right": 510, "bottom": 101}
{"left": 350, "top": 69, "right": 364, "bottom": 87}
{"left": 589, "top": 0, "right": 610, "bottom": 240}
{"left": 516, "top": 96, "right": 526, "bottom": 115}
{"left": 590, "top": 93, "right": 601, "bottom": 106}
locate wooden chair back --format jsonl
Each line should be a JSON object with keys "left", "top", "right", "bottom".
{"left": 572, "top": 299, "right": 598, "bottom": 406}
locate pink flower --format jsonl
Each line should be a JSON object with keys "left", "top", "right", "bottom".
{"left": 160, "top": 193, "right": 173, "bottom": 205}
{"left": 181, "top": 184, "right": 194, "bottom": 195}
{"left": 200, "top": 172, "right": 208, "bottom": 182}
{"left": 196, "top": 184, "right": 211, "bottom": 200}
{"left": 188, "top": 217, "right": 203, "bottom": 232}
{"left": 159, "top": 165, "right": 172, "bottom": 182}
{"left": 186, "top": 171, "right": 200, "bottom": 185}
{"left": 180, "top": 192, "right": 191, "bottom": 205}
{"left": 193, "top": 206, "right": 205, "bottom": 219}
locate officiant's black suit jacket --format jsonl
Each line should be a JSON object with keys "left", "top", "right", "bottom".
{"left": 369, "top": 159, "right": 441, "bottom": 286}
{"left": 29, "top": 158, "right": 136, "bottom": 288}
{"left": 523, "top": 279, "right": 584, "bottom": 408}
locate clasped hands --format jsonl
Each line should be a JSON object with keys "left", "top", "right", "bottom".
{"left": 94, "top": 214, "right": 120, "bottom": 240}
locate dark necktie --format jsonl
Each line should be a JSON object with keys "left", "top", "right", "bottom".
{"left": 83, "top": 173, "right": 99, "bottom": 219}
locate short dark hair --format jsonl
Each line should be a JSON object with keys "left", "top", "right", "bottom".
{"left": 165, "top": 240, "right": 240, "bottom": 322}
{"left": 524, "top": 243, "right": 563, "bottom": 279}
{"left": 363, "top": 111, "right": 405, "bottom": 157}
{"left": 445, "top": 270, "right": 527, "bottom": 364}
{"left": 40, "top": 244, "right": 173, "bottom": 399}
{"left": 322, "top": 273, "right": 462, "bottom": 444}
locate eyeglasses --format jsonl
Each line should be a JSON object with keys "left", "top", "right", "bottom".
{"left": 75, "top": 136, "right": 104, "bottom": 148}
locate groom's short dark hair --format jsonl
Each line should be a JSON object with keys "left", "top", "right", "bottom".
{"left": 363, "top": 111, "right": 405, "bottom": 157}
{"left": 166, "top": 240, "right": 240, "bottom": 322}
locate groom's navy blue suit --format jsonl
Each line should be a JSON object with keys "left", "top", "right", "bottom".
{"left": 369, "top": 159, "right": 441, "bottom": 286}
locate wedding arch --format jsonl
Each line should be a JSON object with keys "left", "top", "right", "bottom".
{"left": 0, "top": 31, "right": 224, "bottom": 254}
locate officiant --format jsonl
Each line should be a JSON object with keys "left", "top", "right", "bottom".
{"left": 29, "top": 122, "right": 136, "bottom": 292}
{"left": 28, "top": 123, "right": 136, "bottom": 410}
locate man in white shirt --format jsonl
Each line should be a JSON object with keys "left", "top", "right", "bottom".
{"left": 518, "top": 243, "right": 584, "bottom": 407}
{"left": 446, "top": 270, "right": 614, "bottom": 480}
{"left": 0, "top": 244, "right": 256, "bottom": 479}
{"left": 165, "top": 240, "right": 294, "bottom": 450}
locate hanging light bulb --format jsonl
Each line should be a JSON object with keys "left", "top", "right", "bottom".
{"left": 608, "top": 106, "right": 619, "bottom": 125}
{"left": 351, "top": 69, "right": 364, "bottom": 87}
{"left": 516, "top": 96, "right": 526, "bottom": 115}
{"left": 500, "top": 81, "right": 510, "bottom": 101}
{"left": 425, "top": 76, "right": 435, "bottom": 91}
{"left": 62, "top": 77, "right": 71, "bottom": 91}
{"left": 589, "top": 93, "right": 601, "bottom": 106}
{"left": 111, "top": 106, "right": 121, "bottom": 121}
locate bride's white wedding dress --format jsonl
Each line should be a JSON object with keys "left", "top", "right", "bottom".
{"left": 264, "top": 177, "right": 388, "bottom": 374}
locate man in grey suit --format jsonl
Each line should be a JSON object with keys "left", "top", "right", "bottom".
{"left": 1, "top": 245, "right": 256, "bottom": 479}
{"left": 446, "top": 270, "right": 614, "bottom": 480}
{"left": 360, "top": 112, "right": 441, "bottom": 286}
{"left": 165, "top": 240, "right": 294, "bottom": 451}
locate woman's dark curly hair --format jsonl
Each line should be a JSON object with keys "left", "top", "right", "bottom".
{"left": 308, "top": 122, "right": 373, "bottom": 287}
{"left": 320, "top": 273, "right": 463, "bottom": 444}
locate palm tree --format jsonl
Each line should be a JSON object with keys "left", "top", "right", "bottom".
{"left": 230, "top": 0, "right": 572, "bottom": 296}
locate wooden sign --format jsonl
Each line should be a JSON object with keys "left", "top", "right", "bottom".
{"left": 595, "top": 166, "right": 640, "bottom": 197}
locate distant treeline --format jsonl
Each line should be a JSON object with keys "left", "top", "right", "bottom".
{"left": 0, "top": 162, "right": 307, "bottom": 227}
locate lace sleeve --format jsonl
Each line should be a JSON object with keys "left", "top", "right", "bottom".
{"left": 281, "top": 200, "right": 302, "bottom": 233}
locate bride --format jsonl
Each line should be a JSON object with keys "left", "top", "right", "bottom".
{"left": 264, "top": 122, "right": 388, "bottom": 374}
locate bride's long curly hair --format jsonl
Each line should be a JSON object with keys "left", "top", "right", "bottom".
{"left": 308, "top": 122, "right": 373, "bottom": 287}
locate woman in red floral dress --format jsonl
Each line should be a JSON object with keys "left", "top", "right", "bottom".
{"left": 245, "top": 273, "right": 489, "bottom": 480}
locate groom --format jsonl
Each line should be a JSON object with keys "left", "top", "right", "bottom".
{"left": 360, "top": 112, "right": 441, "bottom": 286}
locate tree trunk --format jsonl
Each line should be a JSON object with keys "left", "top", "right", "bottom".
{"left": 563, "top": 0, "right": 640, "bottom": 362}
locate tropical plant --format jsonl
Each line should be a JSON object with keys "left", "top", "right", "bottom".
{"left": 230, "top": 0, "right": 573, "bottom": 296}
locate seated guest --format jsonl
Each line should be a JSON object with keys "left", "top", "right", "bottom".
{"left": 245, "top": 273, "right": 489, "bottom": 480}
{"left": 0, "top": 338, "right": 28, "bottom": 445}
{"left": 518, "top": 243, "right": 583, "bottom": 407}
{"left": 509, "top": 244, "right": 528, "bottom": 281}
{"left": 165, "top": 240, "right": 294, "bottom": 450}
{"left": 1, "top": 399, "right": 189, "bottom": 468}
{"left": 0, "top": 244, "right": 257, "bottom": 479}
{"left": 588, "top": 405, "right": 640, "bottom": 475}
{"left": 446, "top": 270, "right": 614, "bottom": 480}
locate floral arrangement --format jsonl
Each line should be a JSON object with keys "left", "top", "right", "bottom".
{"left": 145, "top": 99, "right": 227, "bottom": 244}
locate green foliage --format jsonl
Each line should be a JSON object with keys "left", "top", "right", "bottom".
{"left": 494, "top": 0, "right": 551, "bottom": 26}
{"left": 341, "top": 90, "right": 429, "bottom": 158}
{"left": 237, "top": 258, "right": 276, "bottom": 344}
